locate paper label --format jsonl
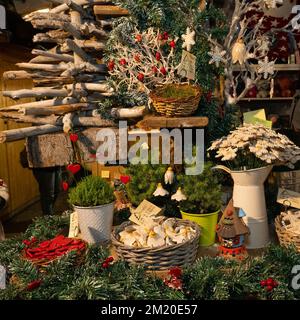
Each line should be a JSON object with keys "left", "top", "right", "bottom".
{"left": 277, "top": 188, "right": 300, "bottom": 209}
{"left": 243, "top": 109, "right": 272, "bottom": 128}
{"left": 177, "top": 50, "right": 196, "bottom": 80}
{"left": 68, "top": 211, "right": 79, "bottom": 238}
{"left": 129, "top": 200, "right": 162, "bottom": 228}
{"left": 101, "top": 170, "right": 110, "bottom": 178}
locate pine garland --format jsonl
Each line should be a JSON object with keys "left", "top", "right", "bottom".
{"left": 0, "top": 214, "right": 300, "bottom": 300}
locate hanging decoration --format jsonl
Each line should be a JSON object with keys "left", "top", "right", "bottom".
{"left": 257, "top": 56, "right": 275, "bottom": 79}
{"left": 153, "top": 183, "right": 169, "bottom": 197}
{"left": 164, "top": 167, "right": 175, "bottom": 185}
{"left": 181, "top": 27, "right": 196, "bottom": 52}
{"left": 231, "top": 38, "right": 247, "bottom": 65}
{"left": 208, "top": 46, "right": 226, "bottom": 68}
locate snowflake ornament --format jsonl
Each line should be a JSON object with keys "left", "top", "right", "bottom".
{"left": 257, "top": 57, "right": 275, "bottom": 79}
{"left": 208, "top": 46, "right": 226, "bottom": 68}
{"left": 181, "top": 27, "right": 196, "bottom": 52}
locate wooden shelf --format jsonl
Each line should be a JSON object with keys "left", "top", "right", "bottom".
{"left": 240, "top": 97, "right": 294, "bottom": 101}
{"left": 233, "top": 64, "right": 300, "bottom": 72}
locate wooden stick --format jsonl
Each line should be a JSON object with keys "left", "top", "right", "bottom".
{"left": 60, "top": 39, "right": 106, "bottom": 52}
{"left": 94, "top": 5, "right": 129, "bottom": 16}
{"left": 24, "top": 12, "right": 70, "bottom": 23}
{"left": 50, "top": 0, "right": 112, "bottom": 14}
{"left": 0, "top": 111, "right": 115, "bottom": 127}
{"left": 0, "top": 97, "right": 78, "bottom": 111}
{"left": 111, "top": 106, "right": 147, "bottom": 119}
{"left": 0, "top": 125, "right": 61, "bottom": 143}
{"left": 33, "top": 30, "right": 69, "bottom": 43}
{"left": 3, "top": 83, "right": 112, "bottom": 99}
{"left": 65, "top": 38, "right": 92, "bottom": 62}
{"left": 21, "top": 103, "right": 93, "bottom": 116}
{"left": 31, "top": 49, "right": 74, "bottom": 63}
{"left": 16, "top": 62, "right": 69, "bottom": 72}
{"left": 3, "top": 88, "right": 70, "bottom": 99}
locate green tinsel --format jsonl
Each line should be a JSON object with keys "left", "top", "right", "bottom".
{"left": 0, "top": 214, "right": 299, "bottom": 300}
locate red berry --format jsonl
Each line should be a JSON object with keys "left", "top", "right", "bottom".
{"left": 163, "top": 32, "right": 169, "bottom": 40}
{"left": 152, "top": 66, "right": 158, "bottom": 73}
{"left": 266, "top": 278, "right": 274, "bottom": 287}
{"left": 273, "top": 280, "right": 279, "bottom": 288}
{"left": 160, "top": 67, "right": 167, "bottom": 75}
{"left": 169, "top": 40, "right": 176, "bottom": 48}
{"left": 260, "top": 280, "right": 267, "bottom": 287}
{"left": 169, "top": 267, "right": 182, "bottom": 278}
{"left": 155, "top": 52, "right": 161, "bottom": 61}
{"left": 69, "top": 133, "right": 78, "bottom": 143}
{"left": 27, "top": 280, "right": 42, "bottom": 291}
{"left": 266, "top": 285, "right": 273, "bottom": 292}
{"left": 106, "top": 256, "right": 114, "bottom": 263}
{"left": 134, "top": 54, "right": 140, "bottom": 62}
{"left": 158, "top": 34, "right": 164, "bottom": 41}
{"left": 120, "top": 58, "right": 127, "bottom": 66}
{"left": 62, "top": 181, "right": 69, "bottom": 191}
{"left": 107, "top": 60, "right": 115, "bottom": 71}
{"left": 102, "top": 262, "right": 109, "bottom": 269}
{"left": 137, "top": 73, "right": 144, "bottom": 82}
{"left": 135, "top": 34, "right": 142, "bottom": 42}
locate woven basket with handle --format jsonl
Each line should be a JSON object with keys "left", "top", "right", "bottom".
{"left": 149, "top": 84, "right": 202, "bottom": 117}
{"left": 275, "top": 216, "right": 300, "bottom": 252}
{"left": 111, "top": 219, "right": 200, "bottom": 271}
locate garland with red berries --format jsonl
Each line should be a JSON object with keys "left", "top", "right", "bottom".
{"left": 0, "top": 214, "right": 300, "bottom": 300}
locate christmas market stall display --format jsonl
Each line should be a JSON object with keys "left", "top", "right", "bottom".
{"left": 68, "top": 176, "right": 116, "bottom": 244}
{"left": 209, "top": 124, "right": 300, "bottom": 249}
{"left": 216, "top": 199, "right": 250, "bottom": 261}
{"left": 177, "top": 163, "right": 222, "bottom": 246}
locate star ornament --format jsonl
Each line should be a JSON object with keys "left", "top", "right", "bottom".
{"left": 181, "top": 27, "right": 196, "bottom": 52}
{"left": 208, "top": 46, "right": 226, "bottom": 68}
{"left": 257, "top": 57, "right": 275, "bottom": 79}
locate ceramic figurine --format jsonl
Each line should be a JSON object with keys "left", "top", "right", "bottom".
{"left": 216, "top": 199, "right": 250, "bottom": 260}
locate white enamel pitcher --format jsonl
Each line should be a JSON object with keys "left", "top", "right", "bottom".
{"left": 214, "top": 165, "right": 273, "bottom": 249}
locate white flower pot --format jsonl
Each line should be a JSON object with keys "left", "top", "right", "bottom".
{"left": 214, "top": 165, "right": 273, "bottom": 249}
{"left": 75, "top": 202, "right": 115, "bottom": 244}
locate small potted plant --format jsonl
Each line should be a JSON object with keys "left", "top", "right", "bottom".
{"left": 68, "top": 176, "right": 115, "bottom": 244}
{"left": 177, "top": 163, "right": 222, "bottom": 246}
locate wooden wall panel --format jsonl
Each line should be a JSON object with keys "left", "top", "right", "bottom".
{"left": 0, "top": 45, "right": 39, "bottom": 220}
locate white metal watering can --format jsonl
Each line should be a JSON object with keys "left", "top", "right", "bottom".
{"left": 213, "top": 165, "right": 273, "bottom": 249}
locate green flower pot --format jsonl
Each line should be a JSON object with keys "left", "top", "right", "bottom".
{"left": 181, "top": 210, "right": 220, "bottom": 246}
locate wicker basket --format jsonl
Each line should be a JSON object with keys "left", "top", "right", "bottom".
{"left": 275, "top": 216, "right": 300, "bottom": 252}
{"left": 149, "top": 84, "right": 202, "bottom": 117}
{"left": 111, "top": 219, "right": 200, "bottom": 271}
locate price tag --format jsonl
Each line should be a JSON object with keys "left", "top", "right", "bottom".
{"left": 277, "top": 188, "right": 300, "bottom": 209}
{"left": 177, "top": 50, "right": 196, "bottom": 80}
{"left": 68, "top": 211, "right": 79, "bottom": 238}
{"left": 101, "top": 170, "right": 110, "bottom": 179}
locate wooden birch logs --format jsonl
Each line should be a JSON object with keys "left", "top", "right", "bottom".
{"left": 50, "top": 0, "right": 112, "bottom": 14}
{"left": 31, "top": 49, "right": 74, "bottom": 63}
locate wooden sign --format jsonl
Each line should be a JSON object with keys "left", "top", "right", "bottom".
{"left": 177, "top": 50, "right": 196, "bottom": 80}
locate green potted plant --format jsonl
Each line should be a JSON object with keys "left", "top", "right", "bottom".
{"left": 68, "top": 175, "right": 115, "bottom": 244}
{"left": 177, "top": 163, "right": 222, "bottom": 246}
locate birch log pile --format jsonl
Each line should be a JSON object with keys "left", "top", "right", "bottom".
{"left": 0, "top": 0, "right": 143, "bottom": 144}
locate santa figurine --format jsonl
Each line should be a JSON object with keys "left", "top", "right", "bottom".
{"left": 216, "top": 199, "right": 250, "bottom": 261}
